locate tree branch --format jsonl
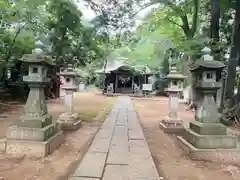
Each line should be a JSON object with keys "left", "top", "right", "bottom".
{"left": 180, "top": 15, "right": 191, "bottom": 38}
{"left": 165, "top": 16, "right": 183, "bottom": 28}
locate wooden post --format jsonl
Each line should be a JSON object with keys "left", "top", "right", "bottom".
{"left": 115, "top": 74, "right": 118, "bottom": 93}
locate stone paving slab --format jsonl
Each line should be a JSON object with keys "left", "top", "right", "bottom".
{"left": 102, "top": 165, "right": 129, "bottom": 180}
{"left": 94, "top": 129, "right": 113, "bottom": 139}
{"left": 128, "top": 154, "right": 161, "bottom": 180}
{"left": 88, "top": 138, "right": 111, "bottom": 153}
{"left": 72, "top": 152, "right": 107, "bottom": 178}
{"left": 70, "top": 96, "right": 160, "bottom": 180}
{"left": 69, "top": 178, "right": 100, "bottom": 180}
{"left": 107, "top": 145, "right": 129, "bottom": 165}
{"left": 129, "top": 140, "right": 150, "bottom": 154}
{"left": 128, "top": 129, "right": 145, "bottom": 140}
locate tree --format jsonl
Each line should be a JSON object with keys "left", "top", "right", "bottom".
{"left": 225, "top": 0, "right": 240, "bottom": 102}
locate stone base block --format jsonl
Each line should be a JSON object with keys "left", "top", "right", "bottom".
{"left": 57, "top": 112, "right": 82, "bottom": 131}
{"left": 19, "top": 114, "right": 53, "bottom": 128}
{"left": 177, "top": 136, "right": 240, "bottom": 165}
{"left": 184, "top": 129, "right": 237, "bottom": 149}
{"left": 58, "top": 120, "right": 82, "bottom": 131}
{"left": 189, "top": 121, "right": 227, "bottom": 135}
{"left": 4, "top": 131, "right": 64, "bottom": 158}
{"left": 159, "top": 122, "right": 184, "bottom": 134}
{"left": 6, "top": 124, "right": 56, "bottom": 141}
{"left": 159, "top": 117, "right": 184, "bottom": 134}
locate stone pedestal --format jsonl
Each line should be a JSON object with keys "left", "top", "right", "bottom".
{"left": 160, "top": 91, "right": 184, "bottom": 133}
{"left": 3, "top": 57, "right": 64, "bottom": 158}
{"left": 58, "top": 89, "right": 82, "bottom": 130}
{"left": 179, "top": 91, "right": 237, "bottom": 149}
{"left": 57, "top": 65, "right": 82, "bottom": 131}
{"left": 177, "top": 46, "right": 239, "bottom": 163}
{"left": 159, "top": 65, "right": 186, "bottom": 134}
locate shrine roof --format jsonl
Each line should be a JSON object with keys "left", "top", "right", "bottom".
{"left": 95, "top": 56, "right": 153, "bottom": 74}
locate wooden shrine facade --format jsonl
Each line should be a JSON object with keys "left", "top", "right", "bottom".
{"left": 103, "top": 65, "right": 153, "bottom": 94}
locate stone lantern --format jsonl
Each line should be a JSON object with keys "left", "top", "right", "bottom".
{"left": 57, "top": 64, "right": 82, "bottom": 130}
{"left": 3, "top": 45, "right": 64, "bottom": 157}
{"left": 159, "top": 63, "right": 187, "bottom": 133}
{"left": 177, "top": 47, "right": 238, "bottom": 160}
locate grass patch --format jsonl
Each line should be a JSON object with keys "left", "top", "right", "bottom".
{"left": 73, "top": 92, "right": 116, "bottom": 121}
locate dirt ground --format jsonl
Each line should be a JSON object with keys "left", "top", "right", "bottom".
{"left": 132, "top": 97, "right": 240, "bottom": 180}
{"left": 0, "top": 92, "right": 115, "bottom": 180}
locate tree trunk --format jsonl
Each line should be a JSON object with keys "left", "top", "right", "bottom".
{"left": 181, "top": 0, "right": 199, "bottom": 110}
{"left": 102, "top": 59, "right": 107, "bottom": 94}
{"left": 210, "top": 0, "right": 220, "bottom": 60}
{"left": 224, "top": 2, "right": 240, "bottom": 102}
{"left": 186, "top": 56, "right": 197, "bottom": 110}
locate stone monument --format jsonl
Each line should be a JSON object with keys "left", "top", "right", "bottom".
{"left": 106, "top": 83, "right": 114, "bottom": 96}
{"left": 57, "top": 64, "right": 82, "bottom": 130}
{"left": 3, "top": 44, "right": 64, "bottom": 158}
{"left": 159, "top": 63, "right": 186, "bottom": 133}
{"left": 177, "top": 47, "right": 239, "bottom": 162}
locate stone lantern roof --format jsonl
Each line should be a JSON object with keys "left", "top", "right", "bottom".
{"left": 189, "top": 47, "right": 225, "bottom": 71}
{"left": 20, "top": 40, "right": 55, "bottom": 66}
{"left": 20, "top": 54, "right": 55, "bottom": 66}
{"left": 165, "top": 64, "right": 187, "bottom": 80}
{"left": 60, "top": 64, "right": 78, "bottom": 76}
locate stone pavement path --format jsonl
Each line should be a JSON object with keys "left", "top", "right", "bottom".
{"left": 69, "top": 96, "right": 161, "bottom": 180}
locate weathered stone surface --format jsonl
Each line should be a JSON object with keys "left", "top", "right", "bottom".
{"left": 129, "top": 129, "right": 145, "bottom": 140}
{"left": 128, "top": 120, "right": 140, "bottom": 130}
{"left": 101, "top": 121, "right": 115, "bottom": 129}
{"left": 6, "top": 124, "right": 56, "bottom": 141}
{"left": 189, "top": 121, "right": 227, "bottom": 135}
{"left": 89, "top": 138, "right": 111, "bottom": 153}
{"left": 57, "top": 65, "right": 81, "bottom": 131}
{"left": 185, "top": 129, "right": 237, "bottom": 149}
{"left": 129, "top": 140, "right": 150, "bottom": 154}
{"left": 18, "top": 114, "right": 53, "bottom": 128}
{"left": 57, "top": 112, "right": 79, "bottom": 123}
{"left": 162, "top": 118, "right": 184, "bottom": 127}
{"left": 116, "top": 120, "right": 128, "bottom": 126}
{"left": 4, "top": 56, "right": 64, "bottom": 157}
{"left": 159, "top": 122, "right": 184, "bottom": 134}
{"left": 70, "top": 96, "right": 161, "bottom": 180}
{"left": 58, "top": 120, "right": 82, "bottom": 131}
{"left": 69, "top": 178, "right": 100, "bottom": 180}
{"left": 102, "top": 165, "right": 129, "bottom": 180}
{"left": 107, "top": 145, "right": 129, "bottom": 165}
{"left": 72, "top": 152, "right": 107, "bottom": 178}
{"left": 113, "top": 126, "right": 128, "bottom": 137}
{"left": 177, "top": 136, "right": 240, "bottom": 164}
{"left": 5, "top": 131, "right": 64, "bottom": 158}
{"left": 94, "top": 129, "right": 113, "bottom": 139}
{"left": 128, "top": 153, "right": 160, "bottom": 180}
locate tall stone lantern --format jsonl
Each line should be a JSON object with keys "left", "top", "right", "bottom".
{"left": 3, "top": 46, "right": 64, "bottom": 158}
{"left": 177, "top": 47, "right": 238, "bottom": 161}
{"left": 159, "top": 63, "right": 187, "bottom": 133}
{"left": 57, "top": 64, "right": 82, "bottom": 130}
